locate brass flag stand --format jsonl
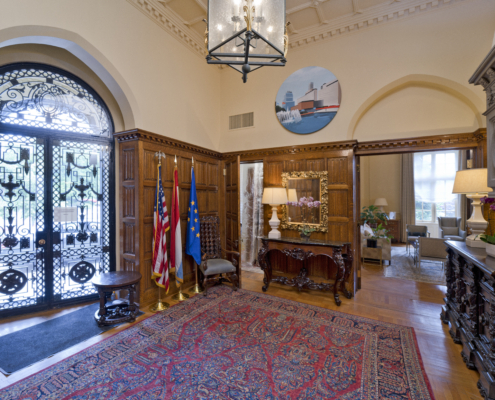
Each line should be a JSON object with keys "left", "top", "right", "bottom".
{"left": 189, "top": 262, "right": 203, "bottom": 294}
{"left": 172, "top": 284, "right": 189, "bottom": 301}
{"left": 150, "top": 151, "right": 170, "bottom": 313}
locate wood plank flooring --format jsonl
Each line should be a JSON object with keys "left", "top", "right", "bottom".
{"left": 0, "top": 265, "right": 482, "bottom": 399}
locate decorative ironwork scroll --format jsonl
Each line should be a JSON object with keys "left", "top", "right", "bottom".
{"left": 52, "top": 140, "right": 111, "bottom": 301}
{"left": 0, "top": 134, "right": 44, "bottom": 311}
{"left": 0, "top": 64, "right": 112, "bottom": 137}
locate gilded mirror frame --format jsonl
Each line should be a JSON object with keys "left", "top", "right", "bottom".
{"left": 280, "top": 171, "right": 328, "bottom": 232}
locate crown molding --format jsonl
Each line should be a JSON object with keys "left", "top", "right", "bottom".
{"left": 221, "top": 140, "right": 358, "bottom": 159}
{"left": 114, "top": 129, "right": 223, "bottom": 158}
{"left": 126, "top": 0, "right": 206, "bottom": 58}
{"left": 287, "top": 0, "right": 472, "bottom": 51}
{"left": 355, "top": 129, "right": 486, "bottom": 155}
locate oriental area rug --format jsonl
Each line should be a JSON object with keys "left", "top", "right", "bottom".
{"left": 1, "top": 286, "right": 435, "bottom": 400}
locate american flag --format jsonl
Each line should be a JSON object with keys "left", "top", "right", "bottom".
{"left": 152, "top": 164, "right": 170, "bottom": 292}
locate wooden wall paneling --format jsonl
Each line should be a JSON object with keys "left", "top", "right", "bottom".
{"left": 224, "top": 156, "right": 241, "bottom": 285}
{"left": 354, "top": 154, "right": 362, "bottom": 291}
{"left": 114, "top": 129, "right": 223, "bottom": 307}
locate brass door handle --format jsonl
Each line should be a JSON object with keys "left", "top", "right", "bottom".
{"left": 38, "top": 239, "right": 46, "bottom": 245}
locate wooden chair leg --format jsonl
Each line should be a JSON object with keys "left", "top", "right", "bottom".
{"left": 227, "top": 272, "right": 239, "bottom": 291}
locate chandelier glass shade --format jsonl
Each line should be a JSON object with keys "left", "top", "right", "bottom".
{"left": 206, "top": 0, "right": 287, "bottom": 82}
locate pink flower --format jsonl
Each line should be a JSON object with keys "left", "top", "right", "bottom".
{"left": 308, "top": 196, "right": 314, "bottom": 202}
{"left": 482, "top": 196, "right": 495, "bottom": 204}
{"left": 490, "top": 204, "right": 495, "bottom": 211}
{"left": 314, "top": 201, "right": 321, "bottom": 207}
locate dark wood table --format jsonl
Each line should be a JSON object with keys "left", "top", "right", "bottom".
{"left": 257, "top": 236, "right": 353, "bottom": 306}
{"left": 91, "top": 271, "right": 141, "bottom": 326}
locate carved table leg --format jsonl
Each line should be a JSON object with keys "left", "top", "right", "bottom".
{"left": 342, "top": 251, "right": 353, "bottom": 299}
{"left": 258, "top": 242, "right": 271, "bottom": 292}
{"left": 332, "top": 249, "right": 346, "bottom": 306}
{"left": 128, "top": 285, "right": 136, "bottom": 321}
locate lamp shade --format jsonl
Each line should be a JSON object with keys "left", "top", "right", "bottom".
{"left": 287, "top": 189, "right": 298, "bottom": 203}
{"left": 374, "top": 198, "right": 388, "bottom": 207}
{"left": 452, "top": 168, "right": 492, "bottom": 194}
{"left": 262, "top": 187, "right": 288, "bottom": 205}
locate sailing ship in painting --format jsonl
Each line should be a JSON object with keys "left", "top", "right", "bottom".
{"left": 275, "top": 66, "right": 341, "bottom": 134}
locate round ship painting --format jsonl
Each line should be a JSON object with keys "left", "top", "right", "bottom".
{"left": 275, "top": 66, "right": 341, "bottom": 134}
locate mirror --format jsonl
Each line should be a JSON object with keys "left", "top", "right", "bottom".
{"left": 280, "top": 171, "right": 328, "bottom": 233}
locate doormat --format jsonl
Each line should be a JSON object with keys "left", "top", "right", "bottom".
{"left": 0, "top": 304, "right": 143, "bottom": 375}
{"left": 1, "top": 286, "right": 435, "bottom": 399}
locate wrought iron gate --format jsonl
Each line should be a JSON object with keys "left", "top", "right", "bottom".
{"left": 0, "top": 132, "right": 114, "bottom": 315}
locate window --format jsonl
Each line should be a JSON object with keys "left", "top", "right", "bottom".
{"left": 0, "top": 63, "right": 112, "bottom": 137}
{"left": 414, "top": 151, "right": 459, "bottom": 223}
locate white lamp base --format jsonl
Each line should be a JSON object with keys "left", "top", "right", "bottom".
{"left": 466, "top": 234, "right": 487, "bottom": 248}
{"left": 268, "top": 205, "right": 281, "bottom": 239}
{"left": 465, "top": 193, "right": 488, "bottom": 248}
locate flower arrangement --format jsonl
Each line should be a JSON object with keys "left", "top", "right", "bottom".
{"left": 286, "top": 196, "right": 321, "bottom": 223}
{"left": 481, "top": 196, "right": 495, "bottom": 211}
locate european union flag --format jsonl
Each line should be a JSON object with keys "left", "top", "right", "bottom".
{"left": 186, "top": 166, "right": 201, "bottom": 265}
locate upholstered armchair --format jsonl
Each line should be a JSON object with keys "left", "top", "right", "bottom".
{"left": 416, "top": 237, "right": 448, "bottom": 268}
{"left": 406, "top": 224, "right": 430, "bottom": 254}
{"left": 199, "top": 216, "right": 239, "bottom": 296}
{"left": 438, "top": 217, "right": 467, "bottom": 242}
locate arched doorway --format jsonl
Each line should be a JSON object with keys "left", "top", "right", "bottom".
{"left": 0, "top": 63, "right": 115, "bottom": 316}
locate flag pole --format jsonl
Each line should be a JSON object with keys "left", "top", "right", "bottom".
{"left": 189, "top": 156, "right": 204, "bottom": 294}
{"left": 150, "top": 151, "right": 170, "bottom": 312}
{"left": 172, "top": 154, "right": 189, "bottom": 302}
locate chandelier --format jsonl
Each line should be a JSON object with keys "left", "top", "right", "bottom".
{"left": 205, "top": 0, "right": 288, "bottom": 83}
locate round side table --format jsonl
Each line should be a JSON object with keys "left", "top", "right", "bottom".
{"left": 91, "top": 271, "right": 142, "bottom": 327}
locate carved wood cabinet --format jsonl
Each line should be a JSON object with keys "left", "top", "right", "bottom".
{"left": 442, "top": 241, "right": 495, "bottom": 399}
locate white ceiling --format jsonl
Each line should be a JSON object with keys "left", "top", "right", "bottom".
{"left": 129, "top": 0, "right": 469, "bottom": 56}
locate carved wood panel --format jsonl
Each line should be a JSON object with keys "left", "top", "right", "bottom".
{"left": 115, "top": 129, "right": 223, "bottom": 306}
{"left": 284, "top": 160, "right": 305, "bottom": 171}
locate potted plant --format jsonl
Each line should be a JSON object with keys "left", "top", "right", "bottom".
{"left": 479, "top": 233, "right": 495, "bottom": 257}
{"left": 360, "top": 205, "right": 389, "bottom": 247}
{"left": 367, "top": 224, "right": 393, "bottom": 248}
{"left": 299, "top": 223, "right": 316, "bottom": 242}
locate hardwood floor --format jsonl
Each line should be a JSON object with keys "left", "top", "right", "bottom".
{"left": 0, "top": 266, "right": 482, "bottom": 399}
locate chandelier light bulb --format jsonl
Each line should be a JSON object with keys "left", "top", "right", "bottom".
{"left": 217, "top": 24, "right": 223, "bottom": 31}
{"left": 268, "top": 26, "right": 273, "bottom": 32}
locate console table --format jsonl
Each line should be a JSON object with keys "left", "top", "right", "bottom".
{"left": 257, "top": 236, "right": 353, "bottom": 306}
{"left": 442, "top": 241, "right": 495, "bottom": 400}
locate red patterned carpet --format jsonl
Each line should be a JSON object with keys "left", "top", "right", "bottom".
{"left": 1, "top": 286, "right": 434, "bottom": 399}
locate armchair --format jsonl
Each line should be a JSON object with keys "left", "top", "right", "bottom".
{"left": 438, "top": 217, "right": 467, "bottom": 242}
{"left": 199, "top": 216, "right": 239, "bottom": 296}
{"left": 416, "top": 237, "right": 448, "bottom": 268}
{"left": 406, "top": 225, "right": 430, "bottom": 254}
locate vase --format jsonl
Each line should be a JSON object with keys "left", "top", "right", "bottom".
{"left": 487, "top": 243, "right": 495, "bottom": 258}
{"left": 300, "top": 231, "right": 311, "bottom": 242}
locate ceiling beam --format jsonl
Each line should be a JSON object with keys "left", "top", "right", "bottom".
{"left": 311, "top": 0, "right": 328, "bottom": 25}
{"left": 352, "top": 0, "right": 363, "bottom": 14}
{"left": 194, "top": 0, "right": 207, "bottom": 11}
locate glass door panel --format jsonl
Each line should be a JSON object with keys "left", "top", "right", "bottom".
{"left": 51, "top": 139, "right": 111, "bottom": 302}
{"left": 0, "top": 133, "right": 45, "bottom": 311}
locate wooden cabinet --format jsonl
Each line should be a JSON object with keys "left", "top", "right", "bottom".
{"left": 386, "top": 219, "right": 400, "bottom": 243}
{"left": 443, "top": 241, "right": 495, "bottom": 399}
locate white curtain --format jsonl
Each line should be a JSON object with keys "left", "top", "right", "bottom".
{"left": 401, "top": 154, "right": 415, "bottom": 242}
{"left": 413, "top": 151, "right": 459, "bottom": 203}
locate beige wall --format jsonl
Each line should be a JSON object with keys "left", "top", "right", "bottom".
{"left": 218, "top": 0, "right": 495, "bottom": 152}
{"left": 360, "top": 154, "right": 402, "bottom": 216}
{"left": 0, "top": 0, "right": 223, "bottom": 150}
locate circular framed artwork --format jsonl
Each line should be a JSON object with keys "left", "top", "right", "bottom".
{"left": 275, "top": 66, "right": 341, "bottom": 134}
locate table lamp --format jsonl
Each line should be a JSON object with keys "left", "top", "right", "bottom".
{"left": 374, "top": 198, "right": 388, "bottom": 212}
{"left": 262, "top": 187, "right": 288, "bottom": 239}
{"left": 452, "top": 168, "right": 492, "bottom": 248}
{"left": 287, "top": 189, "right": 298, "bottom": 203}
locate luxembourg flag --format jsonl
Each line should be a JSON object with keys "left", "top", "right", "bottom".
{"left": 170, "top": 160, "right": 183, "bottom": 286}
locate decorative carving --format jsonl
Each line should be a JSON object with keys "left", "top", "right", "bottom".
{"left": 280, "top": 171, "right": 328, "bottom": 233}
{"left": 69, "top": 261, "right": 96, "bottom": 284}
{"left": 281, "top": 248, "right": 315, "bottom": 261}
{"left": 272, "top": 267, "right": 332, "bottom": 292}
{"left": 461, "top": 350, "right": 476, "bottom": 370}
{"left": 356, "top": 129, "right": 486, "bottom": 155}
{"left": 0, "top": 269, "right": 28, "bottom": 295}
{"left": 258, "top": 237, "right": 351, "bottom": 306}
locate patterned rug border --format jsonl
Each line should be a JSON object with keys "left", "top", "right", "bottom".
{"left": 0, "top": 286, "right": 437, "bottom": 400}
